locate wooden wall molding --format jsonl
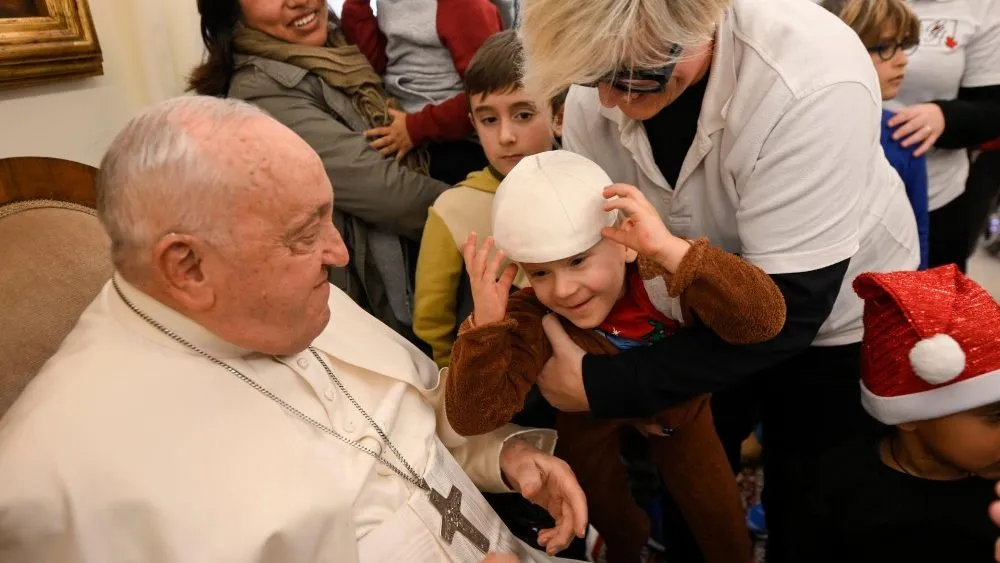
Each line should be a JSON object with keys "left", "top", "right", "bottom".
{"left": 0, "top": 0, "right": 103, "bottom": 90}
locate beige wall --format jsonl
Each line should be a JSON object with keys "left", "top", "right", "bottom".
{"left": 0, "top": 0, "right": 203, "bottom": 167}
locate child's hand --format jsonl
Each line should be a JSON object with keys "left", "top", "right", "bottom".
{"left": 365, "top": 108, "right": 415, "bottom": 161}
{"left": 463, "top": 233, "right": 518, "bottom": 326}
{"left": 600, "top": 183, "right": 691, "bottom": 273}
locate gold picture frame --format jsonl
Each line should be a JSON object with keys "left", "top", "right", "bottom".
{"left": 0, "top": 0, "right": 102, "bottom": 90}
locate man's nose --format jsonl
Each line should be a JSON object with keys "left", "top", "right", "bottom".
{"left": 323, "top": 226, "right": 350, "bottom": 267}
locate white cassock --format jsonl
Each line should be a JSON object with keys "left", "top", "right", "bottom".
{"left": 0, "top": 276, "right": 570, "bottom": 562}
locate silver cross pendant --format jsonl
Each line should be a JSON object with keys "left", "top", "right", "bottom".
{"left": 428, "top": 485, "right": 491, "bottom": 554}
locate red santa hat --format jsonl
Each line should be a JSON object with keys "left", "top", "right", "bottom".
{"left": 853, "top": 264, "right": 1000, "bottom": 425}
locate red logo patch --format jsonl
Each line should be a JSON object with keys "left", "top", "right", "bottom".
{"left": 945, "top": 36, "right": 958, "bottom": 49}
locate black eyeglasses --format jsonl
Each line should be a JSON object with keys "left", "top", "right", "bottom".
{"left": 867, "top": 40, "right": 918, "bottom": 61}
{"left": 580, "top": 44, "right": 684, "bottom": 94}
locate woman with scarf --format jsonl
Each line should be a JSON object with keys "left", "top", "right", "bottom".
{"left": 190, "top": 0, "right": 450, "bottom": 338}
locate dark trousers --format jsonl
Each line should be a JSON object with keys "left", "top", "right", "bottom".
{"left": 708, "top": 343, "right": 882, "bottom": 563}
{"left": 966, "top": 150, "right": 1000, "bottom": 256}
{"left": 426, "top": 140, "right": 489, "bottom": 185}
{"left": 928, "top": 190, "right": 971, "bottom": 272}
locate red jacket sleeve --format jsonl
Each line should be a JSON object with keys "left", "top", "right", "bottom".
{"left": 405, "top": 0, "right": 503, "bottom": 146}
{"left": 340, "top": 0, "right": 387, "bottom": 74}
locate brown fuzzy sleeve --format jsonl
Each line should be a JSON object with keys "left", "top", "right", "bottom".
{"left": 444, "top": 291, "right": 553, "bottom": 436}
{"left": 664, "top": 238, "right": 786, "bottom": 344}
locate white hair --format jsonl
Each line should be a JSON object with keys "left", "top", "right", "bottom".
{"left": 96, "top": 95, "right": 266, "bottom": 276}
{"left": 519, "top": 0, "right": 730, "bottom": 101}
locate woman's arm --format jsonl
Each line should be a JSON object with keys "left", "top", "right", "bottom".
{"left": 243, "top": 77, "right": 449, "bottom": 240}
{"left": 933, "top": 85, "right": 1000, "bottom": 149}
{"left": 584, "top": 261, "right": 848, "bottom": 418}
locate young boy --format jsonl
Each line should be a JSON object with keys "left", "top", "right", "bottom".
{"left": 412, "top": 30, "right": 558, "bottom": 368}
{"left": 792, "top": 264, "right": 1000, "bottom": 562}
{"left": 823, "top": 0, "right": 930, "bottom": 268}
{"left": 446, "top": 149, "right": 788, "bottom": 563}
{"left": 340, "top": 0, "right": 503, "bottom": 184}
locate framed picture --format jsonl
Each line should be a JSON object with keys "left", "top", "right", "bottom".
{"left": 0, "top": 0, "right": 102, "bottom": 90}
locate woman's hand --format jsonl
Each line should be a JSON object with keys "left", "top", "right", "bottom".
{"left": 366, "top": 108, "right": 415, "bottom": 161}
{"left": 600, "top": 184, "right": 691, "bottom": 273}
{"left": 462, "top": 233, "right": 519, "bottom": 326}
{"left": 536, "top": 315, "right": 589, "bottom": 412}
{"left": 888, "top": 103, "right": 945, "bottom": 157}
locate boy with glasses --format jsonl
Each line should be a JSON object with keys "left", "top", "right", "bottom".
{"left": 824, "top": 0, "right": 930, "bottom": 269}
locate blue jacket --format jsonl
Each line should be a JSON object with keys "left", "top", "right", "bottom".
{"left": 881, "top": 109, "right": 930, "bottom": 269}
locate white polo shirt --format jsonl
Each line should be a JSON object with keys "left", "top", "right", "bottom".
{"left": 885, "top": 0, "right": 1000, "bottom": 210}
{"left": 563, "top": 0, "right": 920, "bottom": 346}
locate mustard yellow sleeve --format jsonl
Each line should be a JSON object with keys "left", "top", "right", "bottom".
{"left": 413, "top": 208, "right": 465, "bottom": 368}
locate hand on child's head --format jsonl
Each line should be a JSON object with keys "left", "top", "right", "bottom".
{"left": 599, "top": 183, "right": 689, "bottom": 272}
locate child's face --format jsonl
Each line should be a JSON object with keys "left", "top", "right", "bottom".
{"left": 520, "top": 239, "right": 629, "bottom": 329}
{"left": 469, "top": 89, "right": 556, "bottom": 176}
{"left": 868, "top": 29, "right": 911, "bottom": 101}
{"left": 907, "top": 402, "right": 1000, "bottom": 478}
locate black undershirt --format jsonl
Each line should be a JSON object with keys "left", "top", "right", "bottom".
{"left": 584, "top": 73, "right": 851, "bottom": 418}
{"left": 642, "top": 75, "right": 709, "bottom": 186}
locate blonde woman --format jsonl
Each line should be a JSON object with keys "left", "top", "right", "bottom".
{"left": 518, "top": 0, "right": 921, "bottom": 560}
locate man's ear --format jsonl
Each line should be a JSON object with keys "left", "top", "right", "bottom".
{"left": 152, "top": 233, "right": 216, "bottom": 312}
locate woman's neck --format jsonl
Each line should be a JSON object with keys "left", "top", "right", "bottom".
{"left": 880, "top": 432, "right": 972, "bottom": 481}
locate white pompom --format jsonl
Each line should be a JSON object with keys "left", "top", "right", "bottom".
{"left": 909, "top": 334, "right": 966, "bottom": 385}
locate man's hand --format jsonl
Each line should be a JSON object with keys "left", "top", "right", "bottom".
{"left": 537, "top": 315, "right": 589, "bottom": 412}
{"left": 481, "top": 554, "right": 519, "bottom": 563}
{"left": 365, "top": 108, "right": 415, "bottom": 161}
{"left": 499, "top": 438, "right": 588, "bottom": 556}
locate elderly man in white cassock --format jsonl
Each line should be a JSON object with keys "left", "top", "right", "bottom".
{"left": 0, "top": 96, "right": 587, "bottom": 563}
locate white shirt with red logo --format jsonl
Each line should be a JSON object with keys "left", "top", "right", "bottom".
{"left": 886, "top": 0, "right": 1000, "bottom": 209}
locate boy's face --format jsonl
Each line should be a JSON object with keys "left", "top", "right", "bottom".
{"left": 869, "top": 28, "right": 911, "bottom": 101}
{"left": 908, "top": 402, "right": 1000, "bottom": 479}
{"left": 469, "top": 88, "right": 555, "bottom": 176}
{"left": 520, "top": 239, "right": 629, "bottom": 329}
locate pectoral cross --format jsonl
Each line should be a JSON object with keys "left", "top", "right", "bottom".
{"left": 429, "top": 485, "right": 491, "bottom": 554}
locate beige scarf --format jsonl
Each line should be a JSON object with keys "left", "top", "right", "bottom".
{"left": 232, "top": 22, "right": 430, "bottom": 174}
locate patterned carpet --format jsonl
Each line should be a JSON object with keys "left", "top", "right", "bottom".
{"left": 737, "top": 466, "right": 767, "bottom": 563}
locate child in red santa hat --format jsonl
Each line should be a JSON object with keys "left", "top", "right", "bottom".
{"left": 791, "top": 264, "right": 1000, "bottom": 563}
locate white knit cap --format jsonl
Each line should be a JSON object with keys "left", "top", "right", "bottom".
{"left": 492, "top": 150, "right": 617, "bottom": 263}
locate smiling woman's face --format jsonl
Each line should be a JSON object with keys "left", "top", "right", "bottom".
{"left": 239, "top": 0, "right": 328, "bottom": 46}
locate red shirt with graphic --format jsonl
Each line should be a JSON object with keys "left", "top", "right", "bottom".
{"left": 597, "top": 263, "right": 680, "bottom": 349}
